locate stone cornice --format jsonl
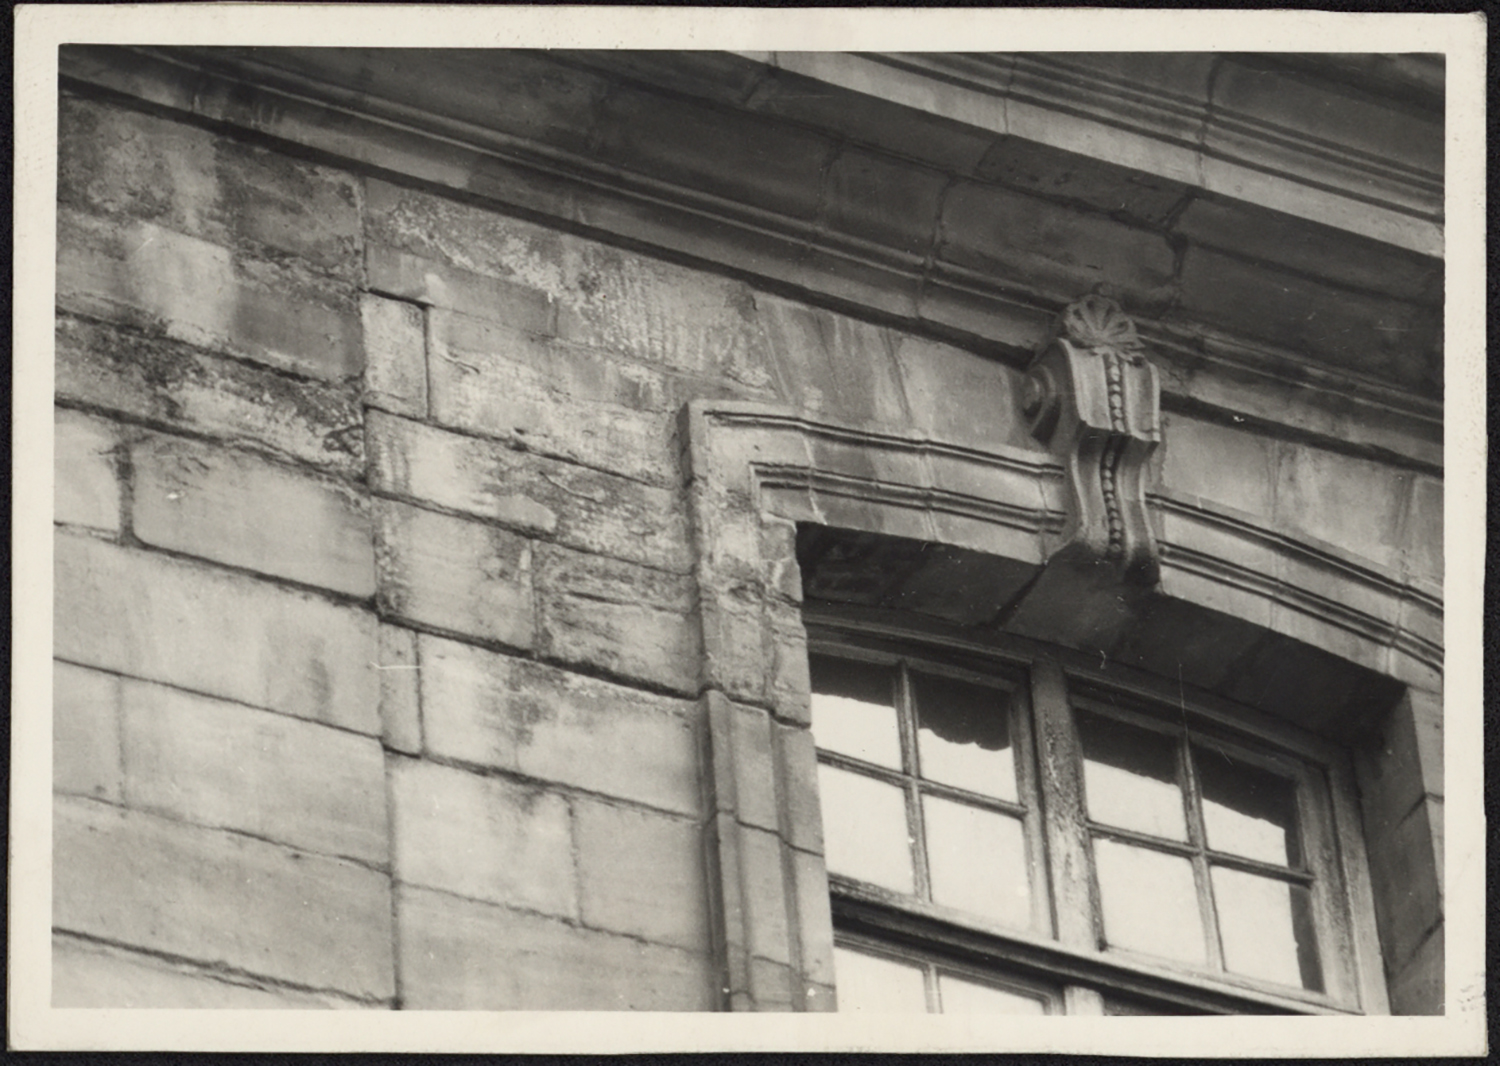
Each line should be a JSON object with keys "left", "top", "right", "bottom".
{"left": 59, "top": 45, "right": 1442, "bottom": 472}
{"left": 760, "top": 51, "right": 1443, "bottom": 255}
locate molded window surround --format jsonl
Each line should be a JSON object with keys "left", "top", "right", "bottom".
{"left": 680, "top": 398, "right": 1435, "bottom": 1013}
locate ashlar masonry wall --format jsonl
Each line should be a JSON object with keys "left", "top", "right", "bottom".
{"left": 54, "top": 93, "right": 718, "bottom": 1009}
{"left": 53, "top": 87, "right": 1443, "bottom": 1010}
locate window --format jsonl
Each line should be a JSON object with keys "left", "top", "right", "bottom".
{"left": 808, "top": 622, "right": 1379, "bottom": 1015}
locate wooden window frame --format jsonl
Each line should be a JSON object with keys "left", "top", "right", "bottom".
{"left": 807, "top": 616, "right": 1386, "bottom": 1016}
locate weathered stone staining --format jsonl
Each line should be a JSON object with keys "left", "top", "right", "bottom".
{"left": 1023, "top": 293, "right": 1162, "bottom": 583}
{"left": 46, "top": 46, "right": 1446, "bottom": 1019}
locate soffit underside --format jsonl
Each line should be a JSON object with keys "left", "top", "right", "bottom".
{"left": 794, "top": 523, "right": 1408, "bottom": 744}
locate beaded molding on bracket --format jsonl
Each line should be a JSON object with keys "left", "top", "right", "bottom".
{"left": 1021, "top": 292, "right": 1162, "bottom": 583}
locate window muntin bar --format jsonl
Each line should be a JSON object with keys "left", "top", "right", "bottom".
{"left": 923, "top": 795, "right": 1031, "bottom": 928}
{"left": 1212, "top": 867, "right": 1324, "bottom": 990}
{"left": 831, "top": 883, "right": 1355, "bottom": 1015}
{"left": 1077, "top": 707, "right": 1188, "bottom": 841}
{"left": 1067, "top": 692, "right": 1327, "bottom": 992}
{"left": 1194, "top": 744, "right": 1303, "bottom": 868}
{"left": 1093, "top": 838, "right": 1207, "bottom": 964}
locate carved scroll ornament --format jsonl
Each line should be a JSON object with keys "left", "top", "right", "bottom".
{"left": 1021, "top": 293, "right": 1161, "bottom": 583}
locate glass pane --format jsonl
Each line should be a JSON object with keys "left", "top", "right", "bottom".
{"left": 833, "top": 946, "right": 928, "bottom": 1012}
{"left": 913, "top": 671, "right": 1017, "bottom": 801}
{"left": 1094, "top": 838, "right": 1206, "bottom": 965}
{"left": 938, "top": 973, "right": 1049, "bottom": 1014}
{"left": 809, "top": 655, "right": 902, "bottom": 769}
{"left": 817, "top": 763, "right": 914, "bottom": 893}
{"left": 923, "top": 796, "right": 1031, "bottom": 929}
{"left": 1077, "top": 709, "right": 1187, "bottom": 841}
{"left": 1194, "top": 745, "right": 1302, "bottom": 867}
{"left": 1213, "top": 866, "right": 1324, "bottom": 990}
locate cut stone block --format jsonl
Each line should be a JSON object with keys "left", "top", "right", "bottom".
{"left": 54, "top": 797, "right": 394, "bottom": 1001}
{"left": 54, "top": 407, "right": 121, "bottom": 532}
{"left": 419, "top": 635, "right": 701, "bottom": 816}
{"left": 574, "top": 798, "right": 708, "bottom": 950}
{"left": 53, "top": 661, "right": 123, "bottom": 803}
{"left": 534, "top": 543, "right": 700, "bottom": 694}
{"left": 390, "top": 757, "right": 576, "bottom": 918}
{"left": 56, "top": 314, "right": 365, "bottom": 477}
{"left": 120, "top": 678, "right": 389, "bottom": 864}
{"left": 361, "top": 293, "right": 427, "bottom": 418}
{"left": 374, "top": 499, "right": 535, "bottom": 649}
{"left": 59, "top": 94, "right": 363, "bottom": 278}
{"left": 397, "top": 885, "right": 715, "bottom": 1010}
{"left": 52, "top": 934, "right": 363, "bottom": 1009}
{"left": 377, "top": 624, "right": 422, "bottom": 755}
{"left": 54, "top": 531, "right": 379, "bottom": 735}
{"left": 58, "top": 209, "right": 363, "bottom": 383}
{"left": 367, "top": 409, "right": 691, "bottom": 572}
{"left": 131, "top": 433, "right": 376, "bottom": 597}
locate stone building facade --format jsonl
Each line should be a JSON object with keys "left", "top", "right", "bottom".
{"left": 52, "top": 48, "right": 1445, "bottom": 1016}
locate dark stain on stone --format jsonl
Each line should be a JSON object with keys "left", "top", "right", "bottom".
{"left": 321, "top": 423, "right": 365, "bottom": 460}
{"left": 726, "top": 284, "right": 759, "bottom": 323}
{"left": 306, "top": 654, "right": 334, "bottom": 719}
{"left": 58, "top": 97, "right": 176, "bottom": 223}
{"left": 510, "top": 690, "right": 557, "bottom": 749}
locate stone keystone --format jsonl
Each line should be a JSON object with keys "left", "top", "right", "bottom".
{"left": 1021, "top": 291, "right": 1162, "bottom": 583}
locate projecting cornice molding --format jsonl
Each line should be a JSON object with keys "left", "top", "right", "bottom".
{"left": 1023, "top": 294, "right": 1162, "bottom": 582}
{"left": 754, "top": 51, "right": 1443, "bottom": 256}
{"left": 59, "top": 45, "right": 1442, "bottom": 471}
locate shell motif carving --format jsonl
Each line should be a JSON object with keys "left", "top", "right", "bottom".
{"left": 1058, "top": 292, "right": 1145, "bottom": 356}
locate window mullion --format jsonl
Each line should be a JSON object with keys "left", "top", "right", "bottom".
{"left": 1013, "top": 678, "right": 1053, "bottom": 938}
{"left": 1296, "top": 762, "right": 1355, "bottom": 1006}
{"left": 1029, "top": 659, "right": 1097, "bottom": 949}
{"left": 923, "top": 962, "right": 941, "bottom": 1013}
{"left": 898, "top": 664, "right": 933, "bottom": 903}
{"left": 1179, "top": 737, "right": 1226, "bottom": 973}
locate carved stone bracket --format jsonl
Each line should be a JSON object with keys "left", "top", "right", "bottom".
{"left": 1022, "top": 293, "right": 1162, "bottom": 583}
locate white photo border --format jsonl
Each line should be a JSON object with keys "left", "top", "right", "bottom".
{"left": 11, "top": 5, "right": 1486, "bottom": 1054}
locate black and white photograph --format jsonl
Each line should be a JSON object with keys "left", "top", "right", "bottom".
{"left": 10, "top": 5, "right": 1486, "bottom": 1055}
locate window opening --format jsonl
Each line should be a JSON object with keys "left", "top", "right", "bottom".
{"left": 808, "top": 629, "right": 1369, "bottom": 1016}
